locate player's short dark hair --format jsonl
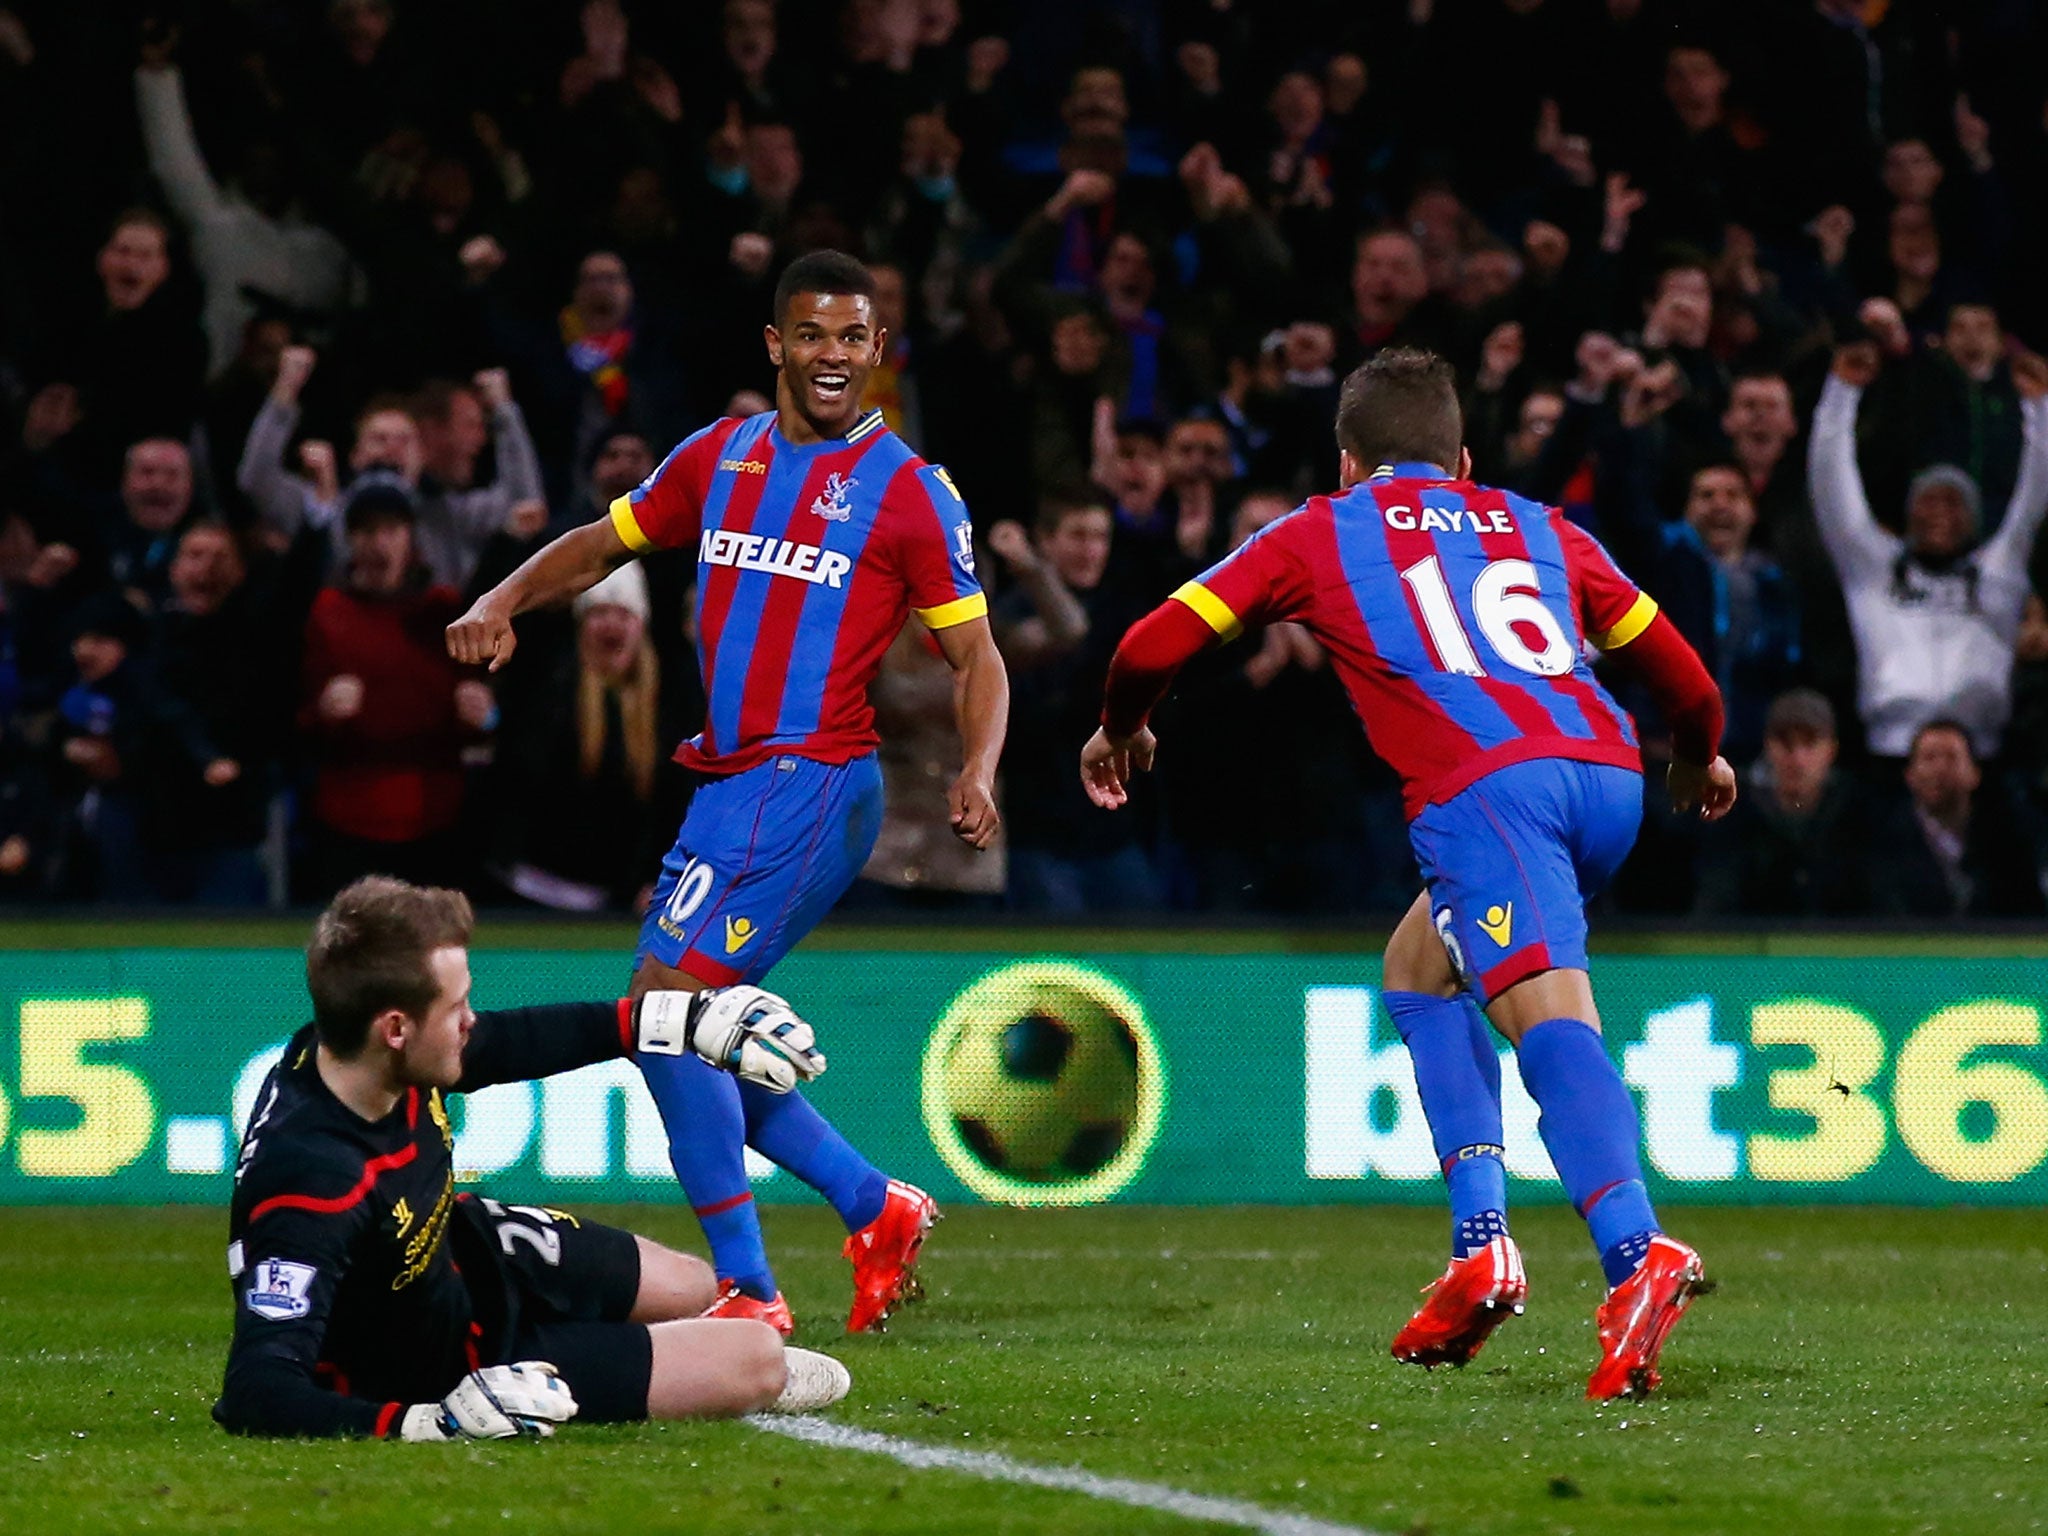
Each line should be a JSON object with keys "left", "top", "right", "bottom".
{"left": 773, "top": 249, "right": 875, "bottom": 326}
{"left": 307, "top": 877, "right": 474, "bottom": 1058}
{"left": 1335, "top": 348, "right": 1463, "bottom": 473}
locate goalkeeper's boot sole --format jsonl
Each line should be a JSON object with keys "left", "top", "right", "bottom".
{"left": 843, "top": 1180, "right": 939, "bottom": 1334}
{"left": 1586, "top": 1234, "right": 1712, "bottom": 1401}
{"left": 702, "top": 1280, "right": 795, "bottom": 1338}
{"left": 767, "top": 1347, "right": 853, "bottom": 1413}
{"left": 1390, "top": 1235, "right": 1528, "bottom": 1368}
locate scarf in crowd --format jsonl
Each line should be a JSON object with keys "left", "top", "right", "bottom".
{"left": 560, "top": 307, "right": 633, "bottom": 417}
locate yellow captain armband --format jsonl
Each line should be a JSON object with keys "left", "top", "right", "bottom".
{"left": 1171, "top": 581, "right": 1242, "bottom": 641}
{"left": 608, "top": 495, "right": 655, "bottom": 553}
{"left": 1592, "top": 592, "right": 1658, "bottom": 651}
{"left": 915, "top": 591, "right": 989, "bottom": 630}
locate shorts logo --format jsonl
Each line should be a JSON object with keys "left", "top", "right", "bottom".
{"left": 811, "top": 472, "right": 856, "bottom": 521}
{"left": 245, "top": 1258, "right": 317, "bottom": 1321}
{"left": 723, "top": 915, "right": 757, "bottom": 954}
{"left": 1478, "top": 902, "right": 1514, "bottom": 948}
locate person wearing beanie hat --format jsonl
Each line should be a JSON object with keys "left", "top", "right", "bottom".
{"left": 1810, "top": 341, "right": 2048, "bottom": 763}
{"left": 494, "top": 558, "right": 676, "bottom": 912}
{"left": 571, "top": 560, "right": 650, "bottom": 623}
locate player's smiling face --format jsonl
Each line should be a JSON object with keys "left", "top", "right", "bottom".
{"left": 766, "top": 291, "right": 884, "bottom": 442}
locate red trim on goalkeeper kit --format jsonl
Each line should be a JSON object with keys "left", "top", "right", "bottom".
{"left": 374, "top": 1402, "right": 402, "bottom": 1438}
{"left": 693, "top": 1192, "right": 754, "bottom": 1218}
{"left": 617, "top": 997, "right": 636, "bottom": 1055}
{"left": 249, "top": 1143, "right": 419, "bottom": 1223}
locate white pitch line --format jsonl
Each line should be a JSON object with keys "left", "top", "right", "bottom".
{"left": 746, "top": 1415, "right": 1380, "bottom": 1536}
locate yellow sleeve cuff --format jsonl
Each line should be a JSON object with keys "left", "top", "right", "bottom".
{"left": 608, "top": 495, "right": 655, "bottom": 554}
{"left": 915, "top": 591, "right": 988, "bottom": 630}
{"left": 1172, "top": 581, "right": 1242, "bottom": 641}
{"left": 1593, "top": 591, "right": 1658, "bottom": 651}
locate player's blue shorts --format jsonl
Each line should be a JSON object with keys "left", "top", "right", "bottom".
{"left": 636, "top": 753, "right": 883, "bottom": 986}
{"left": 1407, "top": 758, "right": 1642, "bottom": 1003}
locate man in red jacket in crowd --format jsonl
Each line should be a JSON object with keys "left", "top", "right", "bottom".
{"left": 300, "top": 474, "right": 494, "bottom": 896}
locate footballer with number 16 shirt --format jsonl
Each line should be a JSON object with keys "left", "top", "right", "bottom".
{"left": 449, "top": 251, "right": 1008, "bottom": 1337}
{"left": 1083, "top": 349, "right": 1737, "bottom": 1401}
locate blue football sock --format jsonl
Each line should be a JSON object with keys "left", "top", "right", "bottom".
{"left": 739, "top": 1080, "right": 889, "bottom": 1234}
{"left": 1386, "top": 990, "right": 1509, "bottom": 1258}
{"left": 639, "top": 1051, "right": 775, "bottom": 1298}
{"left": 1514, "top": 1017, "right": 1660, "bottom": 1287}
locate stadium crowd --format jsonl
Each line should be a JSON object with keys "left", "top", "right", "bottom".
{"left": 2, "top": 0, "right": 2047, "bottom": 920}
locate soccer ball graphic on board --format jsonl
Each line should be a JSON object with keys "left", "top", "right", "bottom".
{"left": 921, "top": 961, "right": 1166, "bottom": 1205}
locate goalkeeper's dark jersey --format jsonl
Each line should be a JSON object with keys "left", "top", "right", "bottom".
{"left": 213, "top": 1001, "right": 633, "bottom": 1438}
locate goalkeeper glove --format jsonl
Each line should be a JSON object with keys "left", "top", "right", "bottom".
{"left": 636, "top": 985, "right": 826, "bottom": 1093}
{"left": 399, "top": 1362, "right": 578, "bottom": 1442}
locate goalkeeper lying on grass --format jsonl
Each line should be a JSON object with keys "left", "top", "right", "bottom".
{"left": 215, "top": 875, "right": 847, "bottom": 1441}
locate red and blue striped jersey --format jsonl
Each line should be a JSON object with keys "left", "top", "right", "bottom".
{"left": 609, "top": 408, "right": 985, "bottom": 775}
{"left": 1177, "top": 464, "right": 1656, "bottom": 819}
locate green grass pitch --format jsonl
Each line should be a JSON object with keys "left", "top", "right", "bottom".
{"left": 1, "top": 1204, "right": 2041, "bottom": 1535}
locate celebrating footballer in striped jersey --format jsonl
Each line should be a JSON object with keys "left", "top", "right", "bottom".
{"left": 450, "top": 250, "right": 1009, "bottom": 1337}
{"left": 1083, "top": 349, "right": 1735, "bottom": 1400}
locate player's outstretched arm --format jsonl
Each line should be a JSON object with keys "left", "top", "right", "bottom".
{"left": 933, "top": 616, "right": 1008, "bottom": 848}
{"left": 1084, "top": 598, "right": 1220, "bottom": 808}
{"left": 446, "top": 517, "right": 633, "bottom": 672}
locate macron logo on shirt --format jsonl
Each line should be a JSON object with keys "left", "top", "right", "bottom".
{"left": 699, "top": 528, "right": 854, "bottom": 588}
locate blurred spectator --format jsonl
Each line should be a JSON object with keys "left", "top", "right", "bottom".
{"left": 100, "top": 437, "right": 196, "bottom": 610}
{"left": 492, "top": 563, "right": 677, "bottom": 912}
{"left": 1156, "top": 489, "right": 1401, "bottom": 913}
{"left": 1696, "top": 690, "right": 1878, "bottom": 918}
{"left": 1633, "top": 463, "right": 1804, "bottom": 763}
{"left": 133, "top": 47, "right": 356, "bottom": 377}
{"left": 409, "top": 369, "right": 546, "bottom": 592}
{"left": 47, "top": 591, "right": 233, "bottom": 901}
{"left": 238, "top": 345, "right": 420, "bottom": 560}
{"left": 1871, "top": 720, "right": 2045, "bottom": 918}
{"left": 851, "top": 623, "right": 1006, "bottom": 913}
{"left": 141, "top": 519, "right": 316, "bottom": 904}
{"left": 997, "top": 496, "right": 1157, "bottom": 912}
{"left": 1809, "top": 343, "right": 2048, "bottom": 762}
{"left": 296, "top": 480, "right": 488, "bottom": 896}
{"left": 26, "top": 210, "right": 207, "bottom": 486}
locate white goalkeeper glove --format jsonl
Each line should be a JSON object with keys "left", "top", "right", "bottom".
{"left": 399, "top": 1362, "right": 579, "bottom": 1442}
{"left": 636, "top": 985, "right": 826, "bottom": 1093}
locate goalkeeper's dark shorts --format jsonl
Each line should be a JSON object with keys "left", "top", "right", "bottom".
{"left": 454, "top": 1194, "right": 652, "bottom": 1422}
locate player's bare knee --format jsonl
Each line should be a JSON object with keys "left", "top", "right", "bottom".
{"left": 739, "top": 1323, "right": 789, "bottom": 1409}
{"left": 632, "top": 1236, "right": 716, "bottom": 1319}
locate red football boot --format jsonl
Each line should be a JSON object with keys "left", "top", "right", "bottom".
{"left": 701, "top": 1280, "right": 795, "bottom": 1338}
{"left": 1586, "top": 1234, "right": 1710, "bottom": 1401}
{"left": 842, "top": 1179, "right": 938, "bottom": 1333}
{"left": 1390, "top": 1235, "right": 1528, "bottom": 1367}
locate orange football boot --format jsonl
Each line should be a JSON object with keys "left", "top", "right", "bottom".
{"left": 1391, "top": 1235, "right": 1528, "bottom": 1367}
{"left": 1586, "top": 1234, "right": 1711, "bottom": 1401}
{"left": 701, "top": 1280, "right": 795, "bottom": 1338}
{"left": 842, "top": 1180, "right": 938, "bottom": 1333}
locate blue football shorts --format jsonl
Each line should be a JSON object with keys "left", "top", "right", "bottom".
{"left": 635, "top": 753, "right": 883, "bottom": 986}
{"left": 1407, "top": 758, "right": 1642, "bottom": 1003}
